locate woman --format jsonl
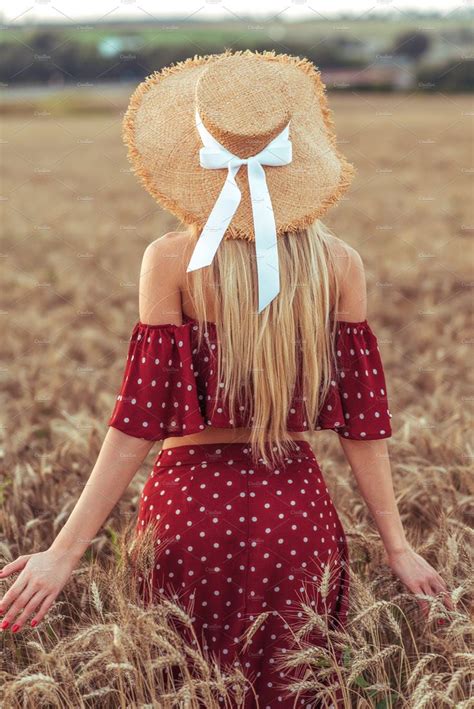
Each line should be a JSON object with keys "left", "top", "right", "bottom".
{"left": 0, "top": 50, "right": 453, "bottom": 707}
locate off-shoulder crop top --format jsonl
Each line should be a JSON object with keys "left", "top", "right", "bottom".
{"left": 107, "top": 313, "right": 393, "bottom": 442}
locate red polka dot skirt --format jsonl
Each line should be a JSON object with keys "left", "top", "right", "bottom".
{"left": 134, "top": 439, "right": 349, "bottom": 708}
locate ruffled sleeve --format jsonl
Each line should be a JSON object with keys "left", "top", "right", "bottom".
{"left": 107, "top": 321, "right": 207, "bottom": 440}
{"left": 107, "top": 317, "right": 393, "bottom": 442}
{"left": 316, "top": 319, "right": 393, "bottom": 440}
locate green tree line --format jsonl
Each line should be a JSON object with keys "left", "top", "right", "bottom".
{"left": 1, "top": 29, "right": 472, "bottom": 91}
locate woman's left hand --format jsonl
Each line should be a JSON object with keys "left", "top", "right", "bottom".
{"left": 0, "top": 547, "right": 79, "bottom": 633}
{"left": 385, "top": 545, "right": 455, "bottom": 618}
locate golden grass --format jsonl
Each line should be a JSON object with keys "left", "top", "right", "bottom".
{"left": 1, "top": 92, "right": 473, "bottom": 707}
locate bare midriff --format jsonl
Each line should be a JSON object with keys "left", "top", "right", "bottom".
{"left": 161, "top": 427, "right": 308, "bottom": 450}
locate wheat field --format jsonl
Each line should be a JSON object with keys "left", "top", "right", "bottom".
{"left": 1, "top": 91, "right": 473, "bottom": 707}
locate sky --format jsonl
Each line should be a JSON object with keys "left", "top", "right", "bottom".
{"left": 1, "top": 0, "right": 471, "bottom": 25}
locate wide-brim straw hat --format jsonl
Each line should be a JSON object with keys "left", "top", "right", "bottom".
{"left": 123, "top": 48, "right": 356, "bottom": 242}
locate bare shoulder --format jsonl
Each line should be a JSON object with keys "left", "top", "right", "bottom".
{"left": 139, "top": 232, "right": 189, "bottom": 325}
{"left": 325, "top": 234, "right": 367, "bottom": 322}
{"left": 324, "top": 233, "right": 360, "bottom": 277}
{"left": 144, "top": 230, "right": 188, "bottom": 257}
{"left": 145, "top": 230, "right": 194, "bottom": 275}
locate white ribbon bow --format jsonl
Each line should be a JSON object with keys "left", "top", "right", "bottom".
{"left": 186, "top": 108, "right": 292, "bottom": 313}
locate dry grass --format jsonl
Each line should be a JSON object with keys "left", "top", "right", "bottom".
{"left": 0, "top": 92, "right": 473, "bottom": 707}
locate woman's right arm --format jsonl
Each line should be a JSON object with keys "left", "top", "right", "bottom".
{"left": 338, "top": 434, "right": 453, "bottom": 616}
{"left": 334, "top": 244, "right": 453, "bottom": 616}
{"left": 0, "top": 428, "right": 154, "bottom": 633}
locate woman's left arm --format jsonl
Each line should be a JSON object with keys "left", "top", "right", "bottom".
{"left": 0, "top": 428, "right": 154, "bottom": 632}
{"left": 338, "top": 437, "right": 454, "bottom": 616}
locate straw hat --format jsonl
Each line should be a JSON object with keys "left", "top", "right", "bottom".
{"left": 123, "top": 48, "right": 356, "bottom": 311}
{"left": 123, "top": 48, "right": 355, "bottom": 236}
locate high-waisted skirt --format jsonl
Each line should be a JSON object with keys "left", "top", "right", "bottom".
{"left": 134, "top": 440, "right": 349, "bottom": 708}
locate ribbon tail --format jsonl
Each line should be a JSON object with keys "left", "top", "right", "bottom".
{"left": 186, "top": 165, "right": 242, "bottom": 271}
{"left": 247, "top": 161, "right": 280, "bottom": 313}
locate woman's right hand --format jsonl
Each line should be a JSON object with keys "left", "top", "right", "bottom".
{"left": 0, "top": 547, "right": 79, "bottom": 633}
{"left": 385, "top": 545, "right": 454, "bottom": 619}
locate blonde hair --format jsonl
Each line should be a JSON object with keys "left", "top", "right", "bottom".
{"left": 185, "top": 219, "right": 340, "bottom": 468}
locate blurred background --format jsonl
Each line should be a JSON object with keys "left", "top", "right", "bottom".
{"left": 1, "top": 2, "right": 473, "bottom": 706}
{"left": 1, "top": 0, "right": 473, "bottom": 93}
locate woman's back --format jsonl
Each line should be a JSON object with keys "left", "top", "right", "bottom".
{"left": 108, "top": 226, "right": 391, "bottom": 457}
{"left": 138, "top": 228, "right": 359, "bottom": 326}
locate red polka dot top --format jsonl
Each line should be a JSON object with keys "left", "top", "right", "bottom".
{"left": 107, "top": 313, "right": 393, "bottom": 441}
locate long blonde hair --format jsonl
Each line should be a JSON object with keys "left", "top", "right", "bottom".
{"left": 184, "top": 219, "right": 340, "bottom": 468}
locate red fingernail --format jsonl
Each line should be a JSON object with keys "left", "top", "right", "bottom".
{"left": 0, "top": 619, "right": 9, "bottom": 629}
{"left": 31, "top": 619, "right": 38, "bottom": 628}
{"left": 11, "top": 624, "right": 20, "bottom": 633}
